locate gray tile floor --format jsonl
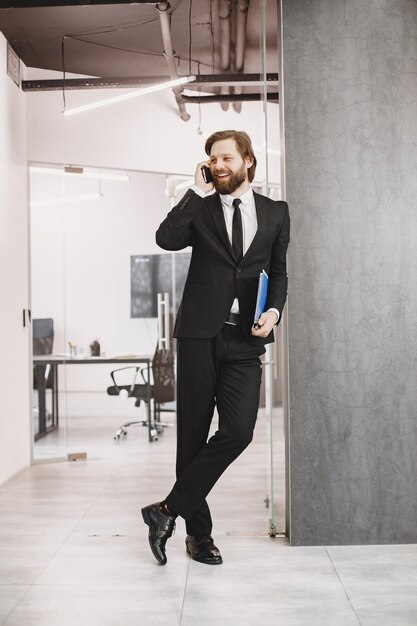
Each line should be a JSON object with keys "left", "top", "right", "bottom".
{"left": 1, "top": 412, "right": 417, "bottom": 625}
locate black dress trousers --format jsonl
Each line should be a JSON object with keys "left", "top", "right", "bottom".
{"left": 165, "top": 323, "right": 265, "bottom": 536}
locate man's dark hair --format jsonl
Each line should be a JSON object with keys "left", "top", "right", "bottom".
{"left": 205, "top": 130, "right": 257, "bottom": 183}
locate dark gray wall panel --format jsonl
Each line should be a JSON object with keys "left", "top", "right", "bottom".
{"left": 283, "top": 0, "right": 417, "bottom": 545}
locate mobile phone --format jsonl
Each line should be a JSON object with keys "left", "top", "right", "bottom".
{"left": 201, "top": 165, "right": 214, "bottom": 184}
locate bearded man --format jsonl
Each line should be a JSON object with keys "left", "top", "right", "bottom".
{"left": 142, "top": 130, "right": 290, "bottom": 565}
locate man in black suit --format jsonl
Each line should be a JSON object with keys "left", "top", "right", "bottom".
{"left": 142, "top": 130, "right": 290, "bottom": 565}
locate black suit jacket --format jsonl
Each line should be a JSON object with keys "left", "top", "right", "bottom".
{"left": 155, "top": 188, "right": 290, "bottom": 346}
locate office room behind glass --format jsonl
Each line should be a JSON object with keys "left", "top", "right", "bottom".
{"left": 27, "top": 0, "right": 286, "bottom": 536}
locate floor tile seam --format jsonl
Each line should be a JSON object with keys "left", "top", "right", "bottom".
{"left": 179, "top": 556, "right": 191, "bottom": 626}
{"left": 0, "top": 585, "right": 33, "bottom": 626}
{"left": 325, "top": 546, "right": 362, "bottom": 626}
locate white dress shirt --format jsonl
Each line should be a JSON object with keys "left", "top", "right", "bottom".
{"left": 218, "top": 188, "right": 256, "bottom": 315}
{"left": 191, "top": 185, "right": 280, "bottom": 323}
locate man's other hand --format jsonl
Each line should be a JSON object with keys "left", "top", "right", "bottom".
{"left": 195, "top": 161, "right": 214, "bottom": 193}
{"left": 251, "top": 311, "right": 278, "bottom": 338}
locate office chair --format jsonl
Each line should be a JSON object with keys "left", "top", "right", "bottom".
{"left": 32, "top": 318, "right": 55, "bottom": 431}
{"left": 107, "top": 347, "right": 175, "bottom": 443}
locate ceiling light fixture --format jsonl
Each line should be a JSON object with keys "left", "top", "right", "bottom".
{"left": 199, "top": 134, "right": 280, "bottom": 157}
{"left": 30, "top": 166, "right": 130, "bottom": 182}
{"left": 30, "top": 193, "right": 101, "bottom": 207}
{"left": 175, "top": 179, "right": 194, "bottom": 191}
{"left": 62, "top": 75, "right": 196, "bottom": 117}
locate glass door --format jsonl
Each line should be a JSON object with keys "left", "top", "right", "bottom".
{"left": 30, "top": 167, "right": 69, "bottom": 461}
{"left": 259, "top": 0, "right": 287, "bottom": 537}
{"left": 30, "top": 165, "right": 173, "bottom": 462}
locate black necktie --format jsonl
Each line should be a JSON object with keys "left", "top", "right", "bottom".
{"left": 232, "top": 198, "right": 243, "bottom": 264}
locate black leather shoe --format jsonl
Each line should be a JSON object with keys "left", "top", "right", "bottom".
{"left": 185, "top": 535, "right": 223, "bottom": 565}
{"left": 141, "top": 502, "right": 176, "bottom": 565}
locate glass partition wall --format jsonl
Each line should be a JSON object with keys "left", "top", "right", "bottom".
{"left": 29, "top": 0, "right": 287, "bottom": 537}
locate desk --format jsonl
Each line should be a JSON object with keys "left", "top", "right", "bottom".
{"left": 33, "top": 355, "right": 152, "bottom": 441}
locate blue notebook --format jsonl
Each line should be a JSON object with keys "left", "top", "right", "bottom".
{"left": 253, "top": 270, "right": 269, "bottom": 326}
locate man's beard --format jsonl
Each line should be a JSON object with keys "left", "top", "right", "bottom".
{"left": 213, "top": 162, "right": 247, "bottom": 195}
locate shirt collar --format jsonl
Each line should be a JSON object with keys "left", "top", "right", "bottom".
{"left": 220, "top": 186, "right": 253, "bottom": 208}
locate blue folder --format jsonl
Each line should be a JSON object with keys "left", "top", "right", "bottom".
{"left": 253, "top": 270, "right": 269, "bottom": 326}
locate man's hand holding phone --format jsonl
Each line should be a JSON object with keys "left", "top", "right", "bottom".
{"left": 195, "top": 161, "right": 214, "bottom": 193}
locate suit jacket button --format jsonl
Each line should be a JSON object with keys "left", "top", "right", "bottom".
{"left": 236, "top": 267, "right": 242, "bottom": 273}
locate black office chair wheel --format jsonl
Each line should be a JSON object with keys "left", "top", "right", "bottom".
{"left": 114, "top": 426, "right": 128, "bottom": 440}
{"left": 150, "top": 427, "right": 159, "bottom": 441}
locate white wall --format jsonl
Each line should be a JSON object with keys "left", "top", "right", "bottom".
{"left": 0, "top": 34, "right": 31, "bottom": 484}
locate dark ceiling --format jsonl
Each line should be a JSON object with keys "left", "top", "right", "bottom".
{"left": 0, "top": 0, "right": 279, "bottom": 116}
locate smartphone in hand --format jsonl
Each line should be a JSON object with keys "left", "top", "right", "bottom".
{"left": 201, "top": 165, "right": 214, "bottom": 184}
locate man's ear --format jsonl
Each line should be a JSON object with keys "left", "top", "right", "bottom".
{"left": 246, "top": 157, "right": 253, "bottom": 169}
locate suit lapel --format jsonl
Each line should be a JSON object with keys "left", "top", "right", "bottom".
{"left": 206, "top": 190, "right": 269, "bottom": 264}
{"left": 242, "top": 191, "right": 269, "bottom": 263}
{"left": 206, "top": 193, "right": 236, "bottom": 261}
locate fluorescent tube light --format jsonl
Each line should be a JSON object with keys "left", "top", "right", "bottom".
{"left": 265, "top": 148, "right": 281, "bottom": 157}
{"left": 63, "top": 75, "right": 196, "bottom": 117}
{"left": 198, "top": 134, "right": 280, "bottom": 158}
{"left": 30, "top": 166, "right": 130, "bottom": 182}
{"left": 175, "top": 179, "right": 194, "bottom": 192}
{"left": 253, "top": 143, "right": 281, "bottom": 157}
{"left": 30, "top": 193, "right": 101, "bottom": 207}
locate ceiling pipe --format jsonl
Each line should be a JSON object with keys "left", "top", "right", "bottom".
{"left": 218, "top": 0, "right": 232, "bottom": 111}
{"left": 156, "top": 1, "right": 190, "bottom": 121}
{"left": 233, "top": 0, "right": 250, "bottom": 113}
{"left": 182, "top": 93, "right": 278, "bottom": 103}
{"left": 0, "top": 0, "right": 153, "bottom": 6}
{"left": 22, "top": 73, "right": 279, "bottom": 92}
{"left": 234, "top": 0, "right": 249, "bottom": 72}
